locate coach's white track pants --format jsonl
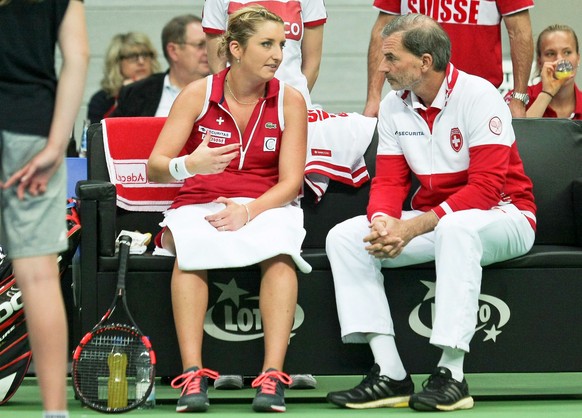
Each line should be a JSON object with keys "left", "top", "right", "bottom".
{"left": 325, "top": 205, "right": 535, "bottom": 352}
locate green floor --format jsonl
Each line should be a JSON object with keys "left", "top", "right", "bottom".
{"left": 3, "top": 373, "right": 582, "bottom": 417}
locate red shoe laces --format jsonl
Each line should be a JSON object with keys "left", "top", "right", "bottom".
{"left": 171, "top": 368, "right": 220, "bottom": 395}
{"left": 251, "top": 370, "right": 292, "bottom": 395}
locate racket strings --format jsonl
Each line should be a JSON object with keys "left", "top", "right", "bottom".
{"left": 73, "top": 326, "right": 152, "bottom": 411}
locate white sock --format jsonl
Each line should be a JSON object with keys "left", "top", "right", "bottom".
{"left": 438, "top": 347, "right": 465, "bottom": 382}
{"left": 366, "top": 333, "right": 407, "bottom": 381}
{"left": 43, "top": 411, "right": 69, "bottom": 418}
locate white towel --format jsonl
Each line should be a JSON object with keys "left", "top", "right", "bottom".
{"left": 158, "top": 198, "right": 311, "bottom": 274}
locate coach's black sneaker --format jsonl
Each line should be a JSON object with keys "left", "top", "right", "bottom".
{"left": 409, "top": 367, "right": 474, "bottom": 411}
{"left": 251, "top": 369, "right": 292, "bottom": 412}
{"left": 326, "top": 364, "right": 414, "bottom": 409}
{"left": 171, "top": 366, "right": 220, "bottom": 412}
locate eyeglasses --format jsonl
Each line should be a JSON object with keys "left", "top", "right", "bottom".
{"left": 178, "top": 41, "right": 206, "bottom": 50}
{"left": 120, "top": 52, "right": 154, "bottom": 62}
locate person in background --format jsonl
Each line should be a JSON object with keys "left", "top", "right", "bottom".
{"left": 147, "top": 5, "right": 310, "bottom": 413}
{"left": 202, "top": 0, "right": 326, "bottom": 109}
{"left": 87, "top": 32, "right": 161, "bottom": 124}
{"left": 111, "top": 14, "right": 210, "bottom": 118}
{"left": 326, "top": 14, "right": 536, "bottom": 412}
{"left": 202, "top": 0, "right": 326, "bottom": 389}
{"left": 506, "top": 24, "right": 581, "bottom": 120}
{"left": 364, "top": 0, "right": 534, "bottom": 118}
{"left": 0, "top": 1, "right": 89, "bottom": 417}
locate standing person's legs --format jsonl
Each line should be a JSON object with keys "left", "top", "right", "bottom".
{"left": 13, "top": 256, "right": 67, "bottom": 411}
{"left": 1, "top": 131, "right": 69, "bottom": 415}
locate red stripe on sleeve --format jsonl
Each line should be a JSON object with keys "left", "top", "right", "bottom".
{"left": 367, "top": 154, "right": 411, "bottom": 221}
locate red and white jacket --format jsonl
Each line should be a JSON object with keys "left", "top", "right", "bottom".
{"left": 369, "top": 64, "right": 536, "bottom": 230}
{"left": 373, "top": 0, "right": 534, "bottom": 88}
{"left": 170, "top": 68, "right": 287, "bottom": 209}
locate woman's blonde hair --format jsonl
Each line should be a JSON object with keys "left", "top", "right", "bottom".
{"left": 217, "top": 5, "right": 284, "bottom": 63}
{"left": 100, "top": 32, "right": 161, "bottom": 97}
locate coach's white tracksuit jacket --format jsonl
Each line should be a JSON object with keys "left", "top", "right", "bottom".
{"left": 326, "top": 64, "right": 536, "bottom": 352}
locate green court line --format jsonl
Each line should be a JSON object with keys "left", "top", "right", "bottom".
{"left": 2, "top": 374, "right": 580, "bottom": 417}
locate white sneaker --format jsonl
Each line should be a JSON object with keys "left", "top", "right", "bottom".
{"left": 213, "top": 374, "right": 244, "bottom": 390}
{"left": 289, "top": 374, "right": 317, "bottom": 389}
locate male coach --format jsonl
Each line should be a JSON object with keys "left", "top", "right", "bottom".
{"left": 325, "top": 14, "right": 536, "bottom": 412}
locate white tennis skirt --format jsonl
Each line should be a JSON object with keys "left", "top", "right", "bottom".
{"left": 160, "top": 198, "right": 312, "bottom": 274}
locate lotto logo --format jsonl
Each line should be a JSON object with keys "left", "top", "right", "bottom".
{"left": 203, "top": 279, "right": 304, "bottom": 342}
{"left": 409, "top": 281, "right": 510, "bottom": 343}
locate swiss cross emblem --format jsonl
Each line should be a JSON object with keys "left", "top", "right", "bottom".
{"left": 450, "top": 128, "right": 463, "bottom": 152}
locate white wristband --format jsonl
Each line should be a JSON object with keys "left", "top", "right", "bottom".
{"left": 169, "top": 155, "right": 194, "bottom": 180}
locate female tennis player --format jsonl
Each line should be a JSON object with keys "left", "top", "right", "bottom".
{"left": 147, "top": 5, "right": 310, "bottom": 413}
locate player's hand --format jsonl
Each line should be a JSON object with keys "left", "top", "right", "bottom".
{"left": 188, "top": 131, "right": 239, "bottom": 174}
{"left": 205, "top": 197, "right": 248, "bottom": 232}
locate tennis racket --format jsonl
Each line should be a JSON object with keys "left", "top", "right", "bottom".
{"left": 72, "top": 235, "right": 156, "bottom": 413}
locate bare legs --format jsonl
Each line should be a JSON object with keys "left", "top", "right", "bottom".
{"left": 171, "top": 263, "right": 208, "bottom": 370}
{"left": 171, "top": 254, "right": 298, "bottom": 372}
{"left": 13, "top": 255, "right": 68, "bottom": 411}
{"left": 259, "top": 255, "right": 297, "bottom": 372}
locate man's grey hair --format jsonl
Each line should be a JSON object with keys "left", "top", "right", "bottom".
{"left": 382, "top": 14, "right": 451, "bottom": 72}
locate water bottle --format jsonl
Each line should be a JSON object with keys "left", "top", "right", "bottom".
{"left": 136, "top": 346, "right": 155, "bottom": 409}
{"left": 107, "top": 345, "right": 128, "bottom": 409}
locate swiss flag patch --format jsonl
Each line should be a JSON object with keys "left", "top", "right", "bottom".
{"left": 450, "top": 127, "right": 463, "bottom": 152}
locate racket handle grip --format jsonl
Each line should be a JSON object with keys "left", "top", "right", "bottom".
{"left": 117, "top": 235, "right": 132, "bottom": 287}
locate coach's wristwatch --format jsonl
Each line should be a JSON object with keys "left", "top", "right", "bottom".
{"left": 511, "top": 91, "right": 530, "bottom": 106}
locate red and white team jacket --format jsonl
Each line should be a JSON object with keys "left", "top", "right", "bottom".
{"left": 373, "top": 0, "right": 534, "bottom": 88}
{"left": 369, "top": 64, "right": 537, "bottom": 229}
{"left": 170, "top": 68, "right": 286, "bottom": 209}
{"left": 304, "top": 109, "right": 376, "bottom": 201}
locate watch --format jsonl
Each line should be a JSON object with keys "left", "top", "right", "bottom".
{"left": 511, "top": 91, "right": 530, "bottom": 106}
